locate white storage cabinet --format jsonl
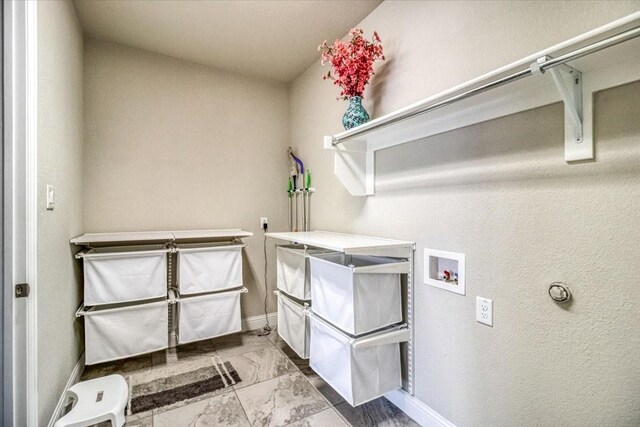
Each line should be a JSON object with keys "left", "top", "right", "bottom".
{"left": 276, "top": 291, "right": 311, "bottom": 359}
{"left": 309, "top": 314, "right": 407, "bottom": 406}
{"left": 176, "top": 288, "right": 243, "bottom": 344}
{"left": 177, "top": 243, "right": 243, "bottom": 295}
{"left": 276, "top": 245, "right": 334, "bottom": 301}
{"left": 83, "top": 300, "right": 169, "bottom": 365}
{"left": 309, "top": 253, "right": 406, "bottom": 335}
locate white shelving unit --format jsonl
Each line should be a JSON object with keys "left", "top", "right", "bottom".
{"left": 266, "top": 231, "right": 416, "bottom": 395}
{"left": 324, "top": 13, "right": 640, "bottom": 196}
{"left": 72, "top": 229, "right": 253, "bottom": 363}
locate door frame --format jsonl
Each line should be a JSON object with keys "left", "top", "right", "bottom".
{"left": 4, "top": 0, "right": 38, "bottom": 425}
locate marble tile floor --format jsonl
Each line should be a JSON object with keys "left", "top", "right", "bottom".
{"left": 81, "top": 328, "right": 419, "bottom": 427}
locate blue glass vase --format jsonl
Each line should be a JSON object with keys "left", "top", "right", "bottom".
{"left": 342, "top": 96, "right": 370, "bottom": 130}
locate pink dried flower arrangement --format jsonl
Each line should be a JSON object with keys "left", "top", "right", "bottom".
{"left": 318, "top": 28, "right": 384, "bottom": 100}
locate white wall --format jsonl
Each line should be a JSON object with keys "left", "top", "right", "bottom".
{"left": 289, "top": 1, "right": 640, "bottom": 426}
{"left": 37, "top": 1, "right": 84, "bottom": 425}
{"left": 83, "top": 38, "right": 290, "bottom": 317}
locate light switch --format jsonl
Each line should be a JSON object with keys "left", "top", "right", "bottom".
{"left": 46, "top": 185, "right": 54, "bottom": 210}
{"left": 476, "top": 296, "right": 493, "bottom": 326}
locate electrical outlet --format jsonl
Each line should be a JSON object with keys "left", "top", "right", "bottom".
{"left": 260, "top": 217, "right": 268, "bottom": 230}
{"left": 476, "top": 296, "right": 493, "bottom": 326}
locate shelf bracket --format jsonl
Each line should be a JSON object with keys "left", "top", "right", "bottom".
{"left": 531, "top": 56, "right": 592, "bottom": 162}
{"left": 325, "top": 136, "right": 372, "bottom": 196}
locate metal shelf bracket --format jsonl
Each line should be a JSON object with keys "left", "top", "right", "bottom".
{"left": 532, "top": 56, "right": 591, "bottom": 162}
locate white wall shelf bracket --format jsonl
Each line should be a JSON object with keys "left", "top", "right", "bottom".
{"left": 325, "top": 136, "right": 373, "bottom": 196}
{"left": 532, "top": 56, "right": 589, "bottom": 162}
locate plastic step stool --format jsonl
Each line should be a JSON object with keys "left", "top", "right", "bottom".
{"left": 54, "top": 374, "right": 128, "bottom": 427}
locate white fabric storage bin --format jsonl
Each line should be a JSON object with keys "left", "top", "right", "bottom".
{"left": 309, "top": 314, "right": 407, "bottom": 406}
{"left": 276, "top": 291, "right": 310, "bottom": 359}
{"left": 177, "top": 243, "right": 243, "bottom": 295}
{"left": 276, "top": 245, "right": 334, "bottom": 301}
{"left": 80, "top": 246, "right": 169, "bottom": 306}
{"left": 309, "top": 253, "right": 407, "bottom": 335}
{"left": 83, "top": 300, "right": 169, "bottom": 365}
{"left": 177, "top": 288, "right": 243, "bottom": 344}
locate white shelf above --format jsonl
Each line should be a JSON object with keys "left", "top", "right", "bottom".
{"left": 324, "top": 13, "right": 640, "bottom": 196}
{"left": 266, "top": 231, "right": 414, "bottom": 257}
{"left": 71, "top": 229, "right": 253, "bottom": 246}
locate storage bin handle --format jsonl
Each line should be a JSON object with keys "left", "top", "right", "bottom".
{"left": 76, "top": 296, "right": 177, "bottom": 317}
{"left": 76, "top": 247, "right": 171, "bottom": 259}
{"left": 350, "top": 260, "right": 410, "bottom": 274}
{"left": 309, "top": 312, "right": 409, "bottom": 348}
{"left": 351, "top": 327, "right": 410, "bottom": 349}
{"left": 175, "top": 242, "right": 247, "bottom": 252}
{"left": 275, "top": 290, "right": 310, "bottom": 309}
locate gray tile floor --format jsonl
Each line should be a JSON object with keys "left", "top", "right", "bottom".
{"left": 81, "top": 329, "right": 419, "bottom": 427}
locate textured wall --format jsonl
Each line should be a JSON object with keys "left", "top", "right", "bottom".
{"left": 37, "top": 1, "right": 84, "bottom": 425}
{"left": 83, "top": 38, "right": 290, "bottom": 318}
{"left": 289, "top": 1, "right": 640, "bottom": 426}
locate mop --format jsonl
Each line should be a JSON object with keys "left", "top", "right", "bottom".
{"left": 287, "top": 147, "right": 304, "bottom": 231}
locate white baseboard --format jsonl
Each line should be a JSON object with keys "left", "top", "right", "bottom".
{"left": 47, "top": 352, "right": 85, "bottom": 427}
{"left": 242, "top": 312, "right": 277, "bottom": 332}
{"left": 385, "top": 389, "right": 456, "bottom": 427}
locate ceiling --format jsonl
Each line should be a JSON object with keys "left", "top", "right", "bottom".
{"left": 73, "top": 0, "right": 382, "bottom": 83}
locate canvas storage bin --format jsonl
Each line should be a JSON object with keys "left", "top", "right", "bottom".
{"left": 276, "top": 291, "right": 311, "bottom": 359}
{"left": 79, "top": 245, "right": 169, "bottom": 306}
{"left": 309, "top": 253, "right": 407, "bottom": 335}
{"left": 309, "top": 314, "right": 407, "bottom": 406}
{"left": 276, "top": 245, "right": 336, "bottom": 300}
{"left": 177, "top": 243, "right": 243, "bottom": 295}
{"left": 177, "top": 288, "right": 243, "bottom": 344}
{"left": 83, "top": 300, "right": 169, "bottom": 365}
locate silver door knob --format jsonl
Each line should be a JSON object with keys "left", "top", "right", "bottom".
{"left": 548, "top": 282, "right": 571, "bottom": 303}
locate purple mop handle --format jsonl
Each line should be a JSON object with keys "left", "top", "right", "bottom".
{"left": 291, "top": 153, "right": 304, "bottom": 175}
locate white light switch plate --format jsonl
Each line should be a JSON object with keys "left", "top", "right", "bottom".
{"left": 476, "top": 296, "right": 493, "bottom": 326}
{"left": 46, "top": 185, "right": 55, "bottom": 210}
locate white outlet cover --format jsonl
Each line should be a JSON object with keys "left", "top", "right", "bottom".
{"left": 476, "top": 296, "right": 493, "bottom": 326}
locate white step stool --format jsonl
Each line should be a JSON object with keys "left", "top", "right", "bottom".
{"left": 54, "top": 374, "right": 129, "bottom": 427}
